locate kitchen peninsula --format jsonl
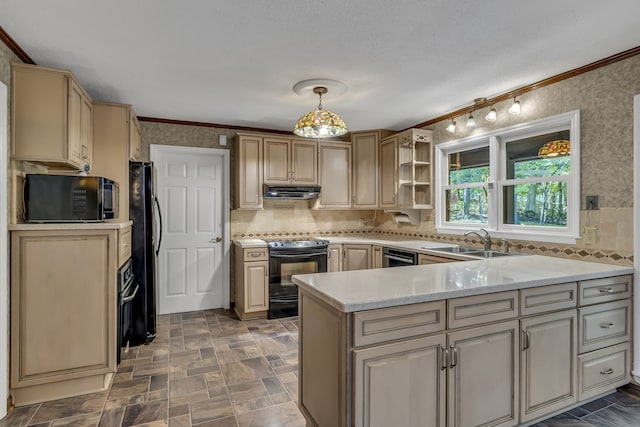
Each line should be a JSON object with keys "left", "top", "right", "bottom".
{"left": 292, "top": 256, "right": 633, "bottom": 427}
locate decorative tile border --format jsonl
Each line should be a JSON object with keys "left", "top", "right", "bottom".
{"left": 232, "top": 229, "right": 633, "bottom": 266}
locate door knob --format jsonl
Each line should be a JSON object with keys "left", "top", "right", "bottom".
{"left": 209, "top": 237, "right": 222, "bottom": 243}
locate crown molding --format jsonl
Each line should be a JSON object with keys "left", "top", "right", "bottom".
{"left": 0, "top": 25, "right": 34, "bottom": 64}
{"left": 137, "top": 116, "right": 292, "bottom": 135}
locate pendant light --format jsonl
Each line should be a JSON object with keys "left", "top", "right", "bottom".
{"left": 485, "top": 106, "right": 497, "bottom": 122}
{"left": 538, "top": 139, "right": 570, "bottom": 158}
{"left": 446, "top": 118, "right": 457, "bottom": 133}
{"left": 508, "top": 97, "right": 521, "bottom": 114}
{"left": 293, "top": 86, "right": 348, "bottom": 138}
{"left": 466, "top": 113, "right": 476, "bottom": 127}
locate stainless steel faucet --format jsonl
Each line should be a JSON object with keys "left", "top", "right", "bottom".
{"left": 464, "top": 228, "right": 492, "bottom": 251}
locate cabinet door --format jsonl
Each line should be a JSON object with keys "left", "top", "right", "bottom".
{"left": 448, "top": 320, "right": 519, "bottom": 427}
{"left": 264, "top": 137, "right": 291, "bottom": 184}
{"left": 520, "top": 310, "right": 577, "bottom": 423}
{"left": 244, "top": 261, "right": 268, "bottom": 313}
{"left": 343, "top": 244, "right": 371, "bottom": 271}
{"left": 316, "top": 142, "right": 351, "bottom": 208}
{"left": 129, "top": 110, "right": 142, "bottom": 161}
{"left": 80, "top": 95, "right": 93, "bottom": 167}
{"left": 291, "top": 140, "right": 317, "bottom": 184}
{"left": 418, "top": 254, "right": 460, "bottom": 265}
{"left": 354, "top": 334, "right": 446, "bottom": 427}
{"left": 379, "top": 137, "right": 397, "bottom": 208}
{"left": 352, "top": 132, "right": 379, "bottom": 208}
{"left": 371, "top": 245, "right": 383, "bottom": 269}
{"left": 327, "top": 244, "right": 342, "bottom": 272}
{"left": 237, "top": 135, "right": 263, "bottom": 209}
{"left": 67, "top": 78, "right": 84, "bottom": 167}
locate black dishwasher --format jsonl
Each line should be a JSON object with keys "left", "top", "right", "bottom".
{"left": 382, "top": 247, "right": 418, "bottom": 267}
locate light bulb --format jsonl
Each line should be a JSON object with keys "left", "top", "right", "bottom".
{"left": 508, "top": 98, "right": 521, "bottom": 114}
{"left": 466, "top": 114, "right": 476, "bottom": 127}
{"left": 446, "top": 120, "right": 456, "bottom": 133}
{"left": 485, "top": 107, "right": 497, "bottom": 122}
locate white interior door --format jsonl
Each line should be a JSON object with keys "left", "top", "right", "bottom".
{"left": 151, "top": 145, "right": 229, "bottom": 314}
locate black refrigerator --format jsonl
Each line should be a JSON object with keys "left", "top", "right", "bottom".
{"left": 129, "top": 162, "right": 160, "bottom": 345}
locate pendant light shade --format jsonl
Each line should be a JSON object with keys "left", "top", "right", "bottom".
{"left": 446, "top": 119, "right": 457, "bottom": 133}
{"left": 508, "top": 97, "right": 521, "bottom": 114}
{"left": 538, "top": 139, "right": 570, "bottom": 158}
{"left": 294, "top": 86, "right": 348, "bottom": 138}
{"left": 485, "top": 107, "right": 497, "bottom": 122}
{"left": 466, "top": 113, "right": 476, "bottom": 128}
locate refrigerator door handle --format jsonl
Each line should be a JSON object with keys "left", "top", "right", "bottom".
{"left": 154, "top": 195, "right": 163, "bottom": 256}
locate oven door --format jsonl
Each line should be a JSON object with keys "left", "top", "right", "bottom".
{"left": 268, "top": 248, "right": 327, "bottom": 318}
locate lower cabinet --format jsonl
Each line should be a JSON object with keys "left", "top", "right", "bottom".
{"left": 234, "top": 246, "right": 269, "bottom": 319}
{"left": 10, "top": 227, "right": 119, "bottom": 405}
{"left": 343, "top": 244, "right": 371, "bottom": 271}
{"left": 327, "top": 244, "right": 342, "bottom": 272}
{"left": 520, "top": 310, "right": 577, "bottom": 423}
{"left": 371, "top": 245, "right": 383, "bottom": 269}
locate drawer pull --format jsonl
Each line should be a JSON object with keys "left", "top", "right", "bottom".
{"left": 598, "top": 287, "right": 615, "bottom": 293}
{"left": 600, "top": 322, "right": 615, "bottom": 329}
{"left": 449, "top": 344, "right": 458, "bottom": 368}
{"left": 441, "top": 346, "right": 448, "bottom": 370}
{"left": 600, "top": 368, "right": 615, "bottom": 375}
{"left": 522, "top": 330, "right": 531, "bottom": 351}
{"left": 249, "top": 253, "right": 262, "bottom": 257}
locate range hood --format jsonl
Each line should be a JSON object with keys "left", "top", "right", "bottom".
{"left": 263, "top": 184, "right": 321, "bottom": 200}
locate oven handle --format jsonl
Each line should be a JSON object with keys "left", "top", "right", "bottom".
{"left": 383, "top": 254, "right": 416, "bottom": 264}
{"left": 121, "top": 284, "right": 140, "bottom": 304}
{"left": 269, "top": 251, "right": 327, "bottom": 258}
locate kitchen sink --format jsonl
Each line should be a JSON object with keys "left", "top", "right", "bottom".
{"left": 424, "top": 246, "right": 483, "bottom": 254}
{"left": 473, "top": 250, "right": 523, "bottom": 258}
{"left": 427, "top": 246, "right": 524, "bottom": 258}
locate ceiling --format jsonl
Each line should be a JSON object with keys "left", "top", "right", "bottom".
{"left": 2, "top": 1, "right": 640, "bottom": 133}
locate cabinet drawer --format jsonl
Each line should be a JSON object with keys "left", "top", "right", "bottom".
{"left": 448, "top": 291, "right": 518, "bottom": 329}
{"left": 578, "top": 342, "right": 630, "bottom": 401}
{"left": 353, "top": 301, "right": 445, "bottom": 347}
{"left": 244, "top": 248, "right": 268, "bottom": 261}
{"left": 118, "top": 227, "right": 132, "bottom": 267}
{"left": 579, "top": 275, "right": 631, "bottom": 306}
{"left": 579, "top": 300, "right": 630, "bottom": 353}
{"left": 520, "top": 282, "right": 577, "bottom": 316}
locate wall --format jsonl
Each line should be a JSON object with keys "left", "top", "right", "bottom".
{"left": 376, "top": 54, "right": 640, "bottom": 266}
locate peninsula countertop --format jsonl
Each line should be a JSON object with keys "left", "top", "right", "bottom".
{"left": 291, "top": 255, "right": 633, "bottom": 313}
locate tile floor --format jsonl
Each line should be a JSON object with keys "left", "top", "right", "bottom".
{"left": 0, "top": 308, "right": 638, "bottom": 427}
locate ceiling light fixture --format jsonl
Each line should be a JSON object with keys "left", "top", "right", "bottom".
{"left": 538, "top": 139, "right": 570, "bottom": 158}
{"left": 485, "top": 106, "right": 497, "bottom": 122}
{"left": 466, "top": 113, "right": 476, "bottom": 128}
{"left": 293, "top": 86, "right": 348, "bottom": 138}
{"left": 446, "top": 118, "right": 457, "bottom": 133}
{"left": 508, "top": 97, "right": 521, "bottom": 115}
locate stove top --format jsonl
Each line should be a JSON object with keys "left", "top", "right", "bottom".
{"left": 267, "top": 239, "right": 330, "bottom": 249}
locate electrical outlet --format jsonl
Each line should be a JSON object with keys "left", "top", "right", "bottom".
{"left": 584, "top": 227, "right": 597, "bottom": 244}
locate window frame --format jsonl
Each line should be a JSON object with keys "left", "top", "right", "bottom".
{"left": 435, "top": 110, "right": 580, "bottom": 244}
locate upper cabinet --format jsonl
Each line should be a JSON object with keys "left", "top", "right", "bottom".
{"left": 380, "top": 129, "right": 433, "bottom": 209}
{"left": 11, "top": 63, "right": 93, "bottom": 171}
{"left": 264, "top": 137, "right": 317, "bottom": 185}
{"left": 129, "top": 109, "right": 142, "bottom": 161}
{"left": 236, "top": 133, "right": 264, "bottom": 210}
{"left": 315, "top": 141, "right": 352, "bottom": 209}
{"left": 351, "top": 130, "right": 393, "bottom": 209}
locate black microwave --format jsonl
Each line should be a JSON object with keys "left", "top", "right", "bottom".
{"left": 24, "top": 174, "right": 119, "bottom": 223}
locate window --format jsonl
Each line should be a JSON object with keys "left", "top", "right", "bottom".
{"left": 435, "top": 110, "right": 580, "bottom": 243}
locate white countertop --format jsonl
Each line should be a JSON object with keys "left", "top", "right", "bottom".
{"left": 9, "top": 221, "right": 133, "bottom": 231}
{"left": 292, "top": 255, "right": 634, "bottom": 313}
{"left": 232, "top": 236, "right": 458, "bottom": 252}
{"left": 233, "top": 238, "right": 268, "bottom": 248}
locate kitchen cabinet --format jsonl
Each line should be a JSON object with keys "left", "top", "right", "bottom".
{"left": 236, "top": 133, "right": 264, "bottom": 209}
{"left": 234, "top": 246, "right": 269, "bottom": 319}
{"left": 351, "top": 130, "right": 392, "bottom": 208}
{"left": 11, "top": 63, "right": 93, "bottom": 171}
{"left": 264, "top": 137, "right": 317, "bottom": 185}
{"left": 92, "top": 102, "right": 140, "bottom": 221}
{"left": 10, "top": 226, "right": 119, "bottom": 405}
{"left": 342, "top": 244, "right": 371, "bottom": 271}
{"left": 379, "top": 129, "right": 433, "bottom": 209}
{"left": 418, "top": 253, "right": 462, "bottom": 264}
{"left": 371, "top": 245, "right": 383, "bottom": 269}
{"left": 520, "top": 310, "right": 577, "bottom": 423}
{"left": 129, "top": 109, "right": 142, "bottom": 161}
{"left": 315, "top": 141, "right": 351, "bottom": 209}
{"left": 327, "top": 244, "right": 342, "bottom": 272}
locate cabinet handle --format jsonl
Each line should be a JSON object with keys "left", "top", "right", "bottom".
{"left": 600, "top": 368, "right": 615, "bottom": 375}
{"left": 249, "top": 252, "right": 262, "bottom": 257}
{"left": 522, "top": 330, "right": 530, "bottom": 351}
{"left": 441, "top": 346, "right": 449, "bottom": 370}
{"left": 600, "top": 322, "right": 615, "bottom": 329}
{"left": 598, "top": 287, "right": 615, "bottom": 293}
{"left": 449, "top": 344, "right": 457, "bottom": 368}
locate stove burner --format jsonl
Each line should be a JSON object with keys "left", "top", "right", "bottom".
{"left": 267, "top": 239, "right": 329, "bottom": 249}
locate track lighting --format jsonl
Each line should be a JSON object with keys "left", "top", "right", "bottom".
{"left": 485, "top": 106, "right": 497, "bottom": 122}
{"left": 508, "top": 97, "right": 521, "bottom": 115}
{"left": 446, "top": 119, "right": 456, "bottom": 133}
{"left": 466, "top": 113, "right": 476, "bottom": 128}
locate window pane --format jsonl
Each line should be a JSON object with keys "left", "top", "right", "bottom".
{"left": 449, "top": 146, "right": 490, "bottom": 185}
{"left": 446, "top": 187, "right": 488, "bottom": 224}
{"left": 503, "top": 182, "right": 568, "bottom": 226}
{"left": 506, "top": 130, "right": 570, "bottom": 180}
